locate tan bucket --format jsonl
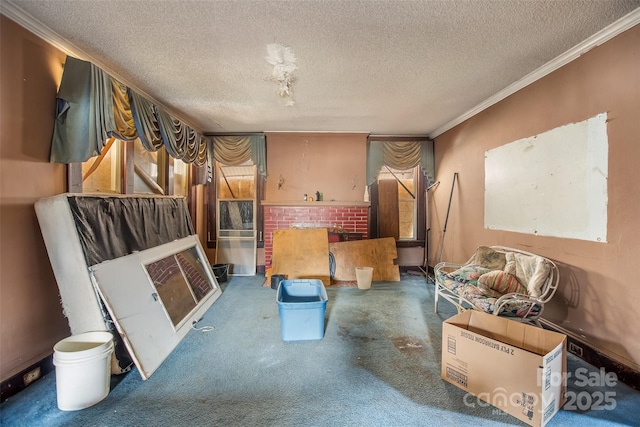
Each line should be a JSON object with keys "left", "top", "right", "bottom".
{"left": 355, "top": 267, "right": 374, "bottom": 290}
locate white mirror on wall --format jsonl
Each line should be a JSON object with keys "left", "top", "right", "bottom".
{"left": 90, "top": 236, "right": 222, "bottom": 380}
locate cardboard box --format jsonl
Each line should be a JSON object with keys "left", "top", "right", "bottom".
{"left": 441, "top": 310, "right": 566, "bottom": 427}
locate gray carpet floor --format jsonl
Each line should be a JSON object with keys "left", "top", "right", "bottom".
{"left": 1, "top": 274, "right": 638, "bottom": 426}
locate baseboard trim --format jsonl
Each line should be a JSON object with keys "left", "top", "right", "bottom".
{"left": 1, "top": 355, "right": 54, "bottom": 403}
{"left": 540, "top": 319, "right": 639, "bottom": 391}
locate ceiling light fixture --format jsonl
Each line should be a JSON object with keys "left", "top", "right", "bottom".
{"left": 265, "top": 43, "right": 297, "bottom": 106}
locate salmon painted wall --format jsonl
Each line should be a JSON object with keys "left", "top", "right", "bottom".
{"left": 431, "top": 25, "right": 640, "bottom": 370}
{"left": 264, "top": 132, "right": 368, "bottom": 203}
{"left": 3, "top": 13, "right": 637, "bottom": 384}
{"left": 0, "top": 16, "right": 69, "bottom": 381}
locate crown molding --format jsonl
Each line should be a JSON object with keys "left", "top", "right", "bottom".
{"left": 429, "top": 8, "right": 640, "bottom": 139}
{"left": 3, "top": 2, "right": 638, "bottom": 139}
{"left": 1, "top": 1, "right": 82, "bottom": 57}
{"left": 0, "top": 1, "right": 203, "bottom": 133}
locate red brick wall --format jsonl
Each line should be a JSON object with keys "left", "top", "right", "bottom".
{"left": 264, "top": 205, "right": 368, "bottom": 267}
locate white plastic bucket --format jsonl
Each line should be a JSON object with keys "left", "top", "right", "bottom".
{"left": 355, "top": 267, "right": 374, "bottom": 290}
{"left": 53, "top": 331, "right": 114, "bottom": 411}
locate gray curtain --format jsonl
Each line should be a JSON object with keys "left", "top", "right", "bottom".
{"left": 129, "top": 90, "right": 163, "bottom": 152}
{"left": 51, "top": 57, "right": 137, "bottom": 163}
{"left": 366, "top": 139, "right": 435, "bottom": 185}
{"left": 51, "top": 55, "right": 208, "bottom": 170}
{"left": 155, "top": 108, "right": 205, "bottom": 165}
{"left": 210, "top": 135, "right": 267, "bottom": 180}
{"left": 130, "top": 90, "right": 207, "bottom": 169}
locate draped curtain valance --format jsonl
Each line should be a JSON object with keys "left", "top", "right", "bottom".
{"left": 366, "top": 139, "right": 435, "bottom": 185}
{"left": 51, "top": 56, "right": 207, "bottom": 169}
{"left": 154, "top": 108, "right": 205, "bottom": 166}
{"left": 210, "top": 135, "right": 267, "bottom": 180}
{"left": 129, "top": 90, "right": 163, "bottom": 152}
{"left": 51, "top": 57, "right": 137, "bottom": 163}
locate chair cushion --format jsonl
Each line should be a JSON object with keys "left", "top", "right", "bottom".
{"left": 439, "top": 276, "right": 466, "bottom": 294}
{"left": 438, "top": 266, "right": 491, "bottom": 298}
{"left": 505, "top": 252, "right": 552, "bottom": 298}
{"left": 477, "top": 270, "right": 527, "bottom": 297}
{"left": 471, "top": 246, "right": 507, "bottom": 270}
{"left": 466, "top": 294, "right": 542, "bottom": 318}
{"left": 447, "top": 265, "right": 492, "bottom": 284}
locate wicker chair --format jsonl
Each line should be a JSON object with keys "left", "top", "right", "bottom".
{"left": 434, "top": 246, "right": 559, "bottom": 327}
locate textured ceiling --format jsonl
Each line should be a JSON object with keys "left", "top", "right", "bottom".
{"left": 2, "top": 0, "right": 639, "bottom": 136}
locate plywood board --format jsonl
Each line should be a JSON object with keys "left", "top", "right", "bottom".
{"left": 271, "top": 228, "right": 330, "bottom": 286}
{"left": 329, "top": 237, "right": 399, "bottom": 282}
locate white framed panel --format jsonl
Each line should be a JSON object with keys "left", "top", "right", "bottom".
{"left": 485, "top": 113, "right": 608, "bottom": 242}
{"left": 90, "top": 236, "right": 222, "bottom": 380}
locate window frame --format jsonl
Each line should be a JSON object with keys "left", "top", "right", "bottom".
{"left": 67, "top": 140, "right": 196, "bottom": 199}
{"left": 366, "top": 136, "right": 428, "bottom": 248}
{"left": 68, "top": 140, "right": 196, "bottom": 219}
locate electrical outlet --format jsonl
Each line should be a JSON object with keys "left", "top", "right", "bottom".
{"left": 568, "top": 342, "right": 584, "bottom": 358}
{"left": 23, "top": 367, "right": 41, "bottom": 386}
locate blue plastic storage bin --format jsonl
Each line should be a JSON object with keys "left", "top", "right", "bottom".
{"left": 277, "top": 279, "right": 328, "bottom": 341}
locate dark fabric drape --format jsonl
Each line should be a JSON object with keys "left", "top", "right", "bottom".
{"left": 51, "top": 55, "right": 208, "bottom": 169}
{"left": 129, "top": 89, "right": 163, "bottom": 151}
{"left": 130, "top": 89, "right": 207, "bottom": 171}
{"left": 51, "top": 57, "right": 140, "bottom": 163}
{"left": 195, "top": 135, "right": 208, "bottom": 173}
{"left": 50, "top": 57, "right": 91, "bottom": 162}
{"left": 67, "top": 196, "right": 194, "bottom": 266}
{"left": 156, "top": 108, "right": 195, "bottom": 163}
{"left": 50, "top": 57, "right": 102, "bottom": 162}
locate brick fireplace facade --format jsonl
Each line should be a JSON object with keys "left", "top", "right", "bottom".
{"left": 263, "top": 203, "right": 369, "bottom": 267}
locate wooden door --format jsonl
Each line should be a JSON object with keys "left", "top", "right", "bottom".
{"left": 378, "top": 179, "right": 399, "bottom": 240}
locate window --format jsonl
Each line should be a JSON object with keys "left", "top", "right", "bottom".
{"left": 366, "top": 136, "right": 431, "bottom": 247}
{"left": 217, "top": 162, "right": 256, "bottom": 200}
{"left": 377, "top": 166, "right": 419, "bottom": 240}
{"left": 74, "top": 138, "right": 191, "bottom": 198}
{"left": 144, "top": 246, "right": 214, "bottom": 328}
{"left": 80, "top": 138, "right": 123, "bottom": 194}
{"left": 172, "top": 158, "right": 189, "bottom": 197}
{"left": 133, "top": 139, "right": 161, "bottom": 194}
